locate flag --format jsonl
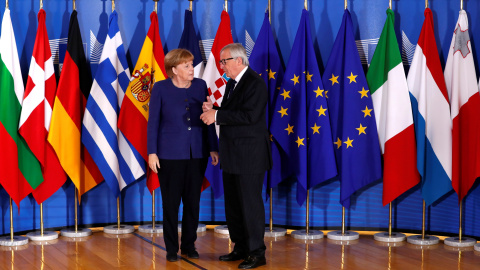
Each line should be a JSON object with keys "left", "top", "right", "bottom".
{"left": 48, "top": 10, "right": 103, "bottom": 199}
{"left": 178, "top": 9, "right": 210, "bottom": 192}
{"left": 444, "top": 10, "right": 480, "bottom": 202}
{"left": 270, "top": 9, "right": 337, "bottom": 206}
{"left": 0, "top": 9, "right": 43, "bottom": 207}
{"left": 322, "top": 9, "right": 382, "bottom": 208}
{"left": 366, "top": 9, "right": 420, "bottom": 206}
{"left": 407, "top": 8, "right": 452, "bottom": 206}
{"left": 179, "top": 9, "right": 204, "bottom": 78}
{"left": 249, "top": 11, "right": 287, "bottom": 193}
{"left": 118, "top": 11, "right": 167, "bottom": 194}
{"left": 82, "top": 11, "right": 145, "bottom": 198}
{"left": 201, "top": 10, "right": 233, "bottom": 198}
{"left": 18, "top": 9, "right": 67, "bottom": 204}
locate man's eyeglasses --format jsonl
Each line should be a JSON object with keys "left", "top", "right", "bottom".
{"left": 219, "top": 58, "right": 234, "bottom": 65}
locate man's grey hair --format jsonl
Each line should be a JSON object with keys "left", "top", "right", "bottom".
{"left": 221, "top": 43, "right": 249, "bottom": 66}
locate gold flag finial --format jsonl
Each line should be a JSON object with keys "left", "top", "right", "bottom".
{"left": 304, "top": 0, "right": 307, "bottom": 10}
{"left": 461, "top": 0, "right": 463, "bottom": 10}
{"left": 389, "top": 0, "right": 392, "bottom": 10}
{"left": 153, "top": 0, "right": 159, "bottom": 13}
{"left": 345, "top": 0, "right": 347, "bottom": 9}
{"left": 224, "top": 0, "right": 228, "bottom": 12}
{"left": 189, "top": 0, "right": 193, "bottom": 11}
{"left": 6, "top": 0, "right": 8, "bottom": 9}
{"left": 40, "top": 0, "right": 43, "bottom": 10}
{"left": 425, "top": 0, "right": 428, "bottom": 9}
{"left": 73, "top": 0, "right": 76, "bottom": 10}
{"left": 112, "top": 0, "right": 115, "bottom": 12}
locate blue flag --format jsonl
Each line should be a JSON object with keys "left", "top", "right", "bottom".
{"left": 82, "top": 11, "right": 145, "bottom": 198}
{"left": 249, "top": 12, "right": 287, "bottom": 193}
{"left": 178, "top": 10, "right": 205, "bottom": 78}
{"left": 270, "top": 9, "right": 337, "bottom": 206}
{"left": 322, "top": 10, "right": 382, "bottom": 208}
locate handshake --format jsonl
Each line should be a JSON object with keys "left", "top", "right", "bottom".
{"left": 200, "top": 96, "right": 216, "bottom": 125}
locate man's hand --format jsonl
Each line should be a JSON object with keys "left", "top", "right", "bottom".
{"left": 210, "top": 151, "right": 219, "bottom": 166}
{"left": 203, "top": 96, "right": 213, "bottom": 112}
{"left": 200, "top": 109, "right": 216, "bottom": 125}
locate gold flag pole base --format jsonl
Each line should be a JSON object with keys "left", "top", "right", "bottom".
{"left": 265, "top": 188, "right": 287, "bottom": 238}
{"left": 104, "top": 195, "right": 134, "bottom": 235}
{"left": 445, "top": 199, "right": 476, "bottom": 247}
{"left": 0, "top": 198, "right": 28, "bottom": 246}
{"left": 27, "top": 203, "right": 59, "bottom": 241}
{"left": 407, "top": 200, "right": 439, "bottom": 245}
{"left": 327, "top": 207, "right": 359, "bottom": 242}
{"left": 292, "top": 190, "right": 323, "bottom": 240}
{"left": 374, "top": 202, "right": 405, "bottom": 243}
{"left": 61, "top": 188, "right": 92, "bottom": 238}
{"left": 139, "top": 190, "right": 164, "bottom": 233}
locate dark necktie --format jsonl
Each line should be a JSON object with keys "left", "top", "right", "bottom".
{"left": 226, "top": 79, "right": 237, "bottom": 99}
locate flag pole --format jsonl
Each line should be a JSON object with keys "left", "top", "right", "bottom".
{"left": 224, "top": 0, "right": 228, "bottom": 12}
{"left": 189, "top": 0, "right": 193, "bottom": 11}
{"left": 73, "top": 0, "right": 76, "bottom": 10}
{"left": 292, "top": 189, "right": 322, "bottom": 240}
{"left": 306, "top": 190, "right": 310, "bottom": 234}
{"left": 345, "top": 0, "right": 347, "bottom": 9}
{"left": 26, "top": 203, "right": 59, "bottom": 241}
{"left": 425, "top": 0, "right": 428, "bottom": 9}
{"left": 6, "top": 0, "right": 8, "bottom": 9}
{"left": 460, "top": 0, "right": 463, "bottom": 10}
{"left": 445, "top": 198, "right": 475, "bottom": 246}
{"left": 61, "top": 188, "right": 92, "bottom": 237}
{"left": 304, "top": 0, "right": 307, "bottom": 10}
{"left": 406, "top": 200, "right": 439, "bottom": 245}
{"left": 103, "top": 194, "right": 134, "bottom": 234}
{"left": 40, "top": 0, "right": 43, "bottom": 10}
{"left": 373, "top": 202, "right": 405, "bottom": 242}
{"left": 268, "top": 0, "right": 271, "bottom": 23}
{"left": 112, "top": 0, "right": 115, "bottom": 12}
{"left": 0, "top": 198, "right": 28, "bottom": 246}
{"left": 388, "top": 0, "right": 392, "bottom": 9}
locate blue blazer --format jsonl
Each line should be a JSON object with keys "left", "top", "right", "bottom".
{"left": 147, "top": 78, "right": 218, "bottom": 160}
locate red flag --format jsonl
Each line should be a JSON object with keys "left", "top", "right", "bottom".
{"left": 18, "top": 9, "right": 66, "bottom": 204}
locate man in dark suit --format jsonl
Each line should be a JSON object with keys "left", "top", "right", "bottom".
{"left": 200, "top": 43, "right": 272, "bottom": 269}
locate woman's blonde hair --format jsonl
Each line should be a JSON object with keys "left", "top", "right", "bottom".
{"left": 164, "top": 48, "right": 194, "bottom": 78}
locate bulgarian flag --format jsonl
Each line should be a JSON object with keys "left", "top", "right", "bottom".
{"left": 18, "top": 9, "right": 67, "bottom": 204}
{"left": 444, "top": 10, "right": 480, "bottom": 202}
{"left": 48, "top": 10, "right": 103, "bottom": 199}
{"left": 366, "top": 9, "right": 420, "bottom": 206}
{"left": 0, "top": 9, "right": 43, "bottom": 207}
{"left": 201, "top": 10, "right": 233, "bottom": 199}
{"left": 118, "top": 11, "right": 167, "bottom": 193}
{"left": 407, "top": 8, "right": 452, "bottom": 206}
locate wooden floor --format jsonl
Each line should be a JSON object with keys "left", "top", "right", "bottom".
{"left": 1, "top": 227, "right": 480, "bottom": 269}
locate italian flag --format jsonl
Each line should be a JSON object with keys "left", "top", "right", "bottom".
{"left": 366, "top": 9, "right": 420, "bottom": 206}
{"left": 0, "top": 9, "right": 43, "bottom": 207}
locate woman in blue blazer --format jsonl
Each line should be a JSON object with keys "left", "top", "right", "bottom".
{"left": 147, "top": 49, "right": 219, "bottom": 262}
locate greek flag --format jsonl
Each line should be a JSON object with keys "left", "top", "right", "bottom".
{"left": 82, "top": 11, "right": 145, "bottom": 198}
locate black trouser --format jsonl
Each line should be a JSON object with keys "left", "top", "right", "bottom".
{"left": 223, "top": 171, "right": 266, "bottom": 257}
{"left": 158, "top": 158, "right": 208, "bottom": 254}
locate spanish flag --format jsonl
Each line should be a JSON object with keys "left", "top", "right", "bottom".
{"left": 118, "top": 11, "right": 167, "bottom": 193}
{"left": 48, "top": 10, "right": 103, "bottom": 199}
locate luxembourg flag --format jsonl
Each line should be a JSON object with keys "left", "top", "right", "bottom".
{"left": 444, "top": 10, "right": 480, "bottom": 202}
{"left": 407, "top": 8, "right": 452, "bottom": 206}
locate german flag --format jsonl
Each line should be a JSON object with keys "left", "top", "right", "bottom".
{"left": 48, "top": 10, "right": 102, "bottom": 199}
{"left": 118, "top": 11, "right": 167, "bottom": 193}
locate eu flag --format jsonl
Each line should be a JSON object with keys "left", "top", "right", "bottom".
{"left": 322, "top": 10, "right": 382, "bottom": 208}
{"left": 249, "top": 11, "right": 287, "bottom": 193}
{"left": 270, "top": 9, "right": 337, "bottom": 206}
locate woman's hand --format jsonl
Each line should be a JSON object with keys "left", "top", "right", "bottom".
{"left": 210, "top": 151, "right": 219, "bottom": 166}
{"left": 149, "top": 154, "right": 160, "bottom": 173}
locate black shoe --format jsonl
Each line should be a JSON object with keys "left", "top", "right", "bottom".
{"left": 219, "top": 250, "right": 247, "bottom": 261}
{"left": 238, "top": 256, "right": 266, "bottom": 269}
{"left": 166, "top": 252, "right": 178, "bottom": 262}
{"left": 181, "top": 249, "right": 199, "bottom": 259}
